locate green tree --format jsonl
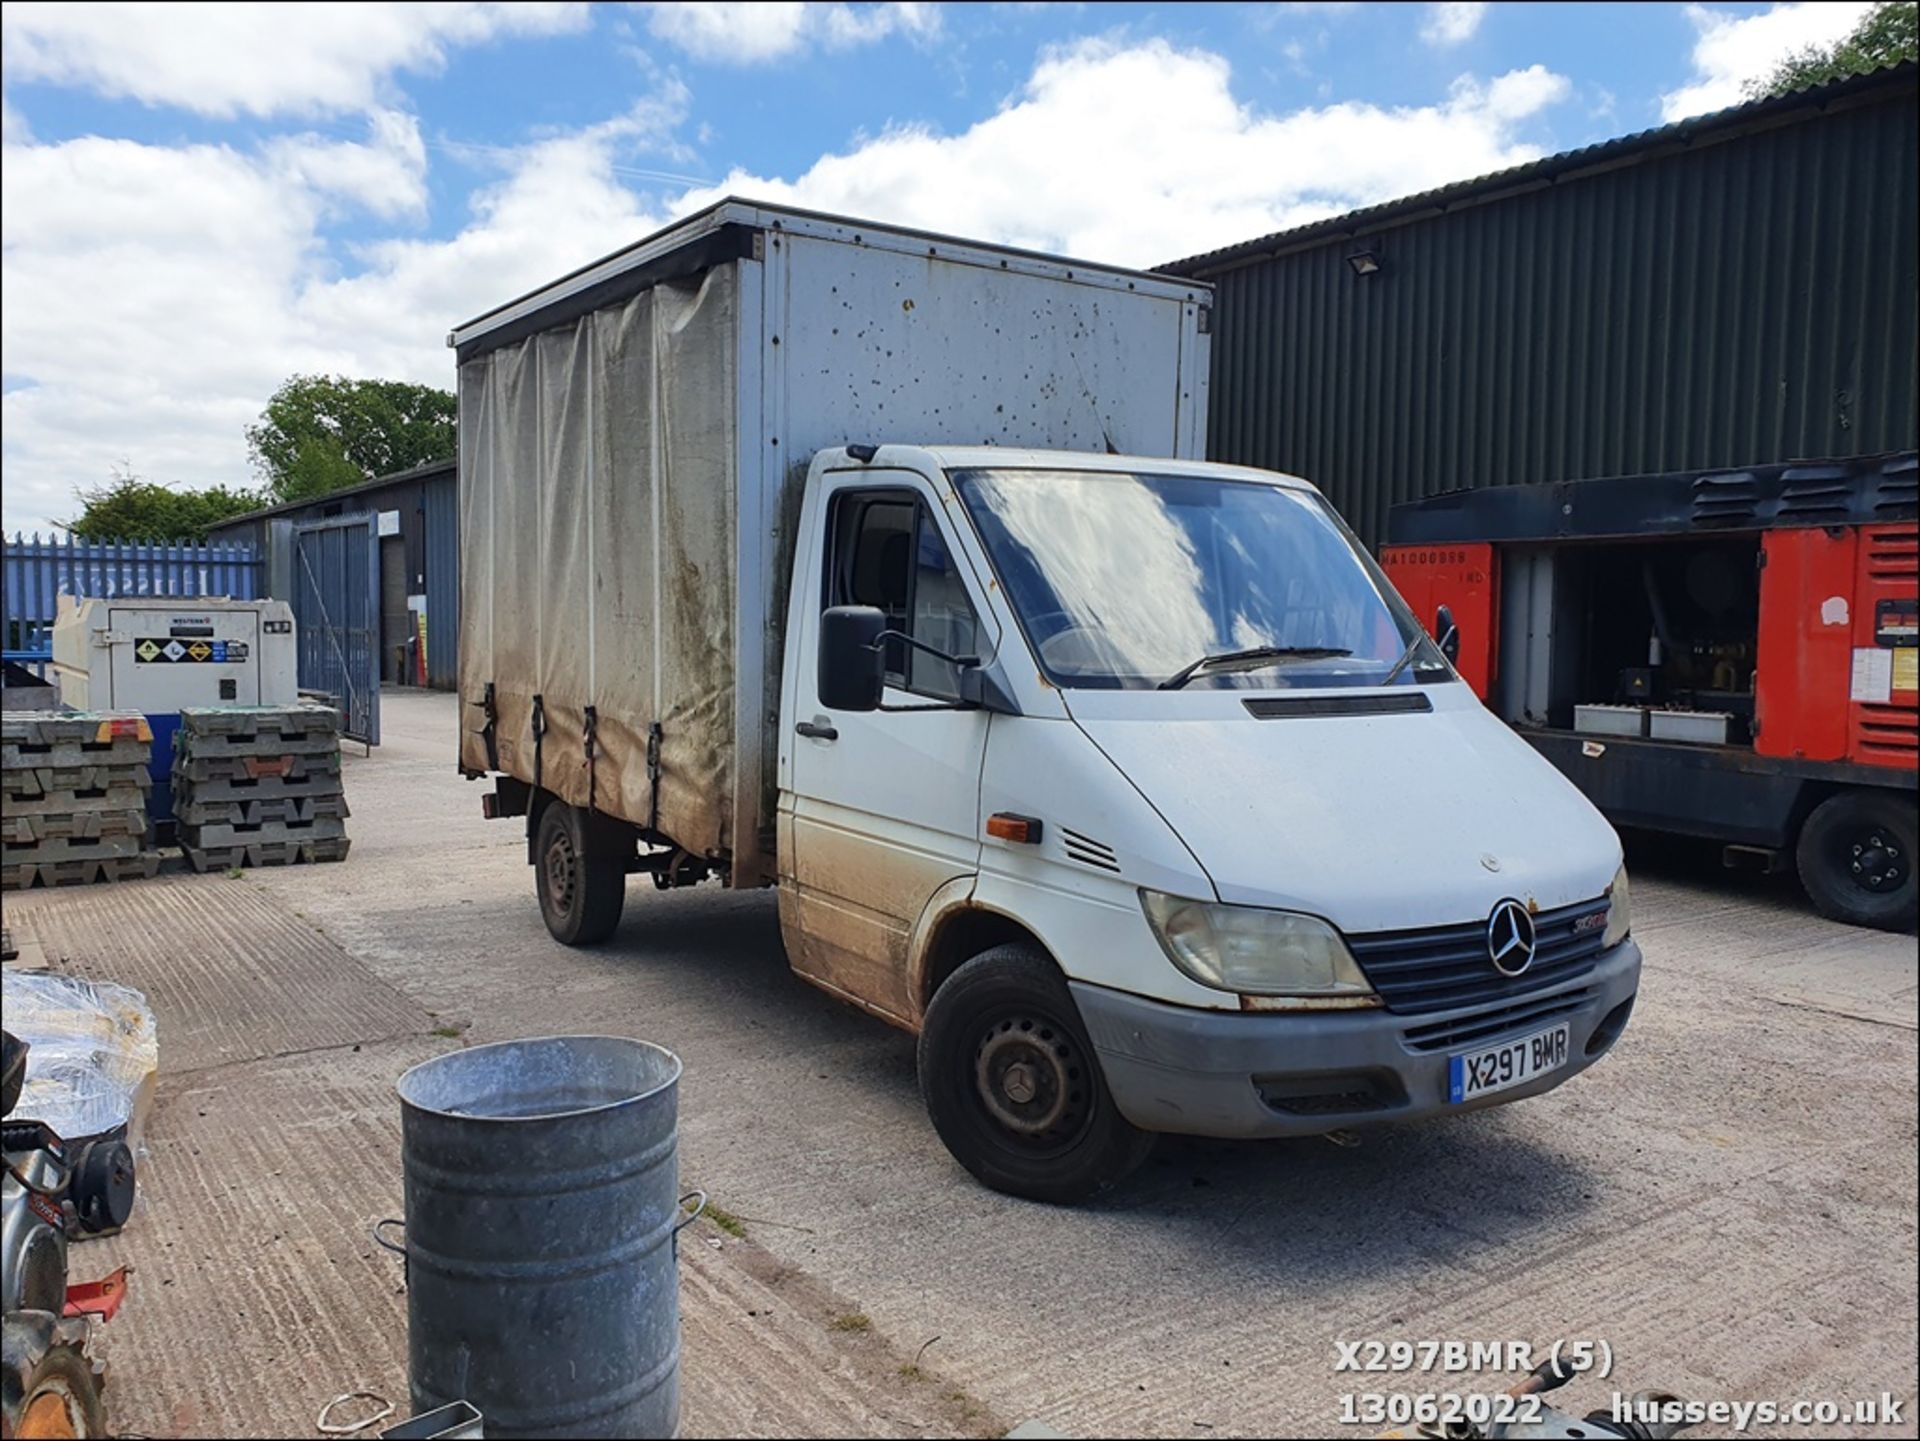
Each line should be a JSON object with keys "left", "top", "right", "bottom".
{"left": 66, "top": 464, "right": 262, "bottom": 542}
{"left": 1747, "top": 2, "right": 1917, "bottom": 98}
{"left": 246, "top": 374, "right": 456, "bottom": 504}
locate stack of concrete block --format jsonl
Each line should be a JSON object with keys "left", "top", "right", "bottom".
{"left": 2, "top": 712, "right": 160, "bottom": 890}
{"left": 173, "top": 704, "right": 351, "bottom": 871}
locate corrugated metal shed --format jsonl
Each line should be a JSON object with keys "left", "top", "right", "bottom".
{"left": 1162, "top": 64, "right": 1920, "bottom": 547}
{"left": 207, "top": 460, "right": 458, "bottom": 689}
{"left": 422, "top": 467, "right": 459, "bottom": 690}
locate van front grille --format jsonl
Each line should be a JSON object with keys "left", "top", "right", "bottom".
{"left": 1346, "top": 896, "right": 1610, "bottom": 1017}
{"left": 1401, "top": 987, "right": 1597, "bottom": 1053}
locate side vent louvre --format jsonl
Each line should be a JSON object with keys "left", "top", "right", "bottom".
{"left": 1874, "top": 455, "right": 1919, "bottom": 516}
{"left": 1060, "top": 827, "right": 1120, "bottom": 873}
{"left": 1864, "top": 529, "right": 1919, "bottom": 579}
{"left": 1857, "top": 705, "right": 1918, "bottom": 763}
{"left": 1691, "top": 470, "right": 1761, "bottom": 527}
{"left": 1777, "top": 465, "right": 1855, "bottom": 522}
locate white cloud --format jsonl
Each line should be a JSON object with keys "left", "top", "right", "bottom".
{"left": 0, "top": 87, "right": 27, "bottom": 146}
{"left": 0, "top": 36, "right": 1573, "bottom": 533}
{"left": 1421, "top": 2, "right": 1488, "bottom": 47}
{"left": 1661, "top": 2, "right": 1872, "bottom": 121}
{"left": 267, "top": 111, "right": 431, "bottom": 221}
{"left": 1, "top": 89, "right": 683, "bottom": 532}
{"left": 638, "top": 2, "right": 941, "bottom": 64}
{"left": 671, "top": 39, "right": 1571, "bottom": 267}
{"left": 0, "top": 2, "right": 589, "bottom": 119}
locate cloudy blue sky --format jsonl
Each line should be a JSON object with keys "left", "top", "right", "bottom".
{"left": 0, "top": 1, "right": 1874, "bottom": 532}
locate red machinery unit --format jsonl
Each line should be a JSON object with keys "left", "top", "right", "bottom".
{"left": 1384, "top": 452, "right": 1917, "bottom": 930}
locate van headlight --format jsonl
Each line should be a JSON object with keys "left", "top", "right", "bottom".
{"left": 1139, "top": 890, "right": 1376, "bottom": 1001}
{"left": 1603, "top": 863, "right": 1631, "bottom": 948}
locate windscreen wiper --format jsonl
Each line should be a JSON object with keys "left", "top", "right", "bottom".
{"left": 1380, "top": 624, "right": 1451, "bottom": 685}
{"left": 1158, "top": 645, "right": 1353, "bottom": 691}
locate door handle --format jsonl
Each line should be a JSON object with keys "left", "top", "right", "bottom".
{"left": 795, "top": 718, "right": 839, "bottom": 741}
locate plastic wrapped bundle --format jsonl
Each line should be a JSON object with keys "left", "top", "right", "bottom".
{"left": 1, "top": 971, "right": 157, "bottom": 1147}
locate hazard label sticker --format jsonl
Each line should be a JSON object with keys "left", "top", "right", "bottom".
{"left": 133, "top": 637, "right": 249, "bottom": 664}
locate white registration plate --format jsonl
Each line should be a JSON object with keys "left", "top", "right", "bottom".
{"left": 1448, "top": 1023, "right": 1570, "bottom": 1103}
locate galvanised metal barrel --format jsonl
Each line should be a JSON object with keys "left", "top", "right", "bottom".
{"left": 397, "top": 1036, "right": 686, "bottom": 1439}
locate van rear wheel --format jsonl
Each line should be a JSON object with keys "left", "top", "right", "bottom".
{"left": 1796, "top": 790, "right": 1917, "bottom": 932}
{"left": 917, "top": 944, "right": 1155, "bottom": 1204}
{"left": 534, "top": 801, "right": 626, "bottom": 945}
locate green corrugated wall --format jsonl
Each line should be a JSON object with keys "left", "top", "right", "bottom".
{"left": 1181, "top": 85, "right": 1919, "bottom": 547}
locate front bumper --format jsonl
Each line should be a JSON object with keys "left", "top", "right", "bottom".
{"left": 1070, "top": 939, "right": 1641, "bottom": 1139}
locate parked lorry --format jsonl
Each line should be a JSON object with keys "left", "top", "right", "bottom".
{"left": 1384, "top": 453, "right": 1918, "bottom": 931}
{"left": 455, "top": 200, "right": 1640, "bottom": 1201}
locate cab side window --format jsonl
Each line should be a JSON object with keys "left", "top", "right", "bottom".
{"left": 827, "top": 490, "right": 981, "bottom": 702}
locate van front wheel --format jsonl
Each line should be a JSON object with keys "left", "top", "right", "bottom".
{"left": 534, "top": 801, "right": 626, "bottom": 945}
{"left": 917, "top": 944, "right": 1155, "bottom": 1204}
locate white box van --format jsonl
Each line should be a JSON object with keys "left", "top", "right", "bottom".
{"left": 457, "top": 205, "right": 1640, "bottom": 1202}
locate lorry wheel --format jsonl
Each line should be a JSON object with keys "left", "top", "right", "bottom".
{"left": 534, "top": 802, "right": 626, "bottom": 945}
{"left": 917, "top": 944, "right": 1155, "bottom": 1204}
{"left": 1795, "top": 790, "right": 1917, "bottom": 932}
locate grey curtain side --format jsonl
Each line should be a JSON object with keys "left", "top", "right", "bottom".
{"left": 652, "top": 268, "right": 737, "bottom": 855}
{"left": 457, "top": 264, "right": 742, "bottom": 858}
{"left": 589, "top": 289, "right": 662, "bottom": 831}
{"left": 457, "top": 358, "right": 495, "bottom": 774}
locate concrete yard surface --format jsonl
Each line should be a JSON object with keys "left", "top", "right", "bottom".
{"left": 4, "top": 688, "right": 1915, "bottom": 1439}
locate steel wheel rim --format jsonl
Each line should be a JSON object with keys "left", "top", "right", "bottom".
{"left": 1843, "top": 827, "right": 1907, "bottom": 894}
{"left": 971, "top": 1010, "right": 1092, "bottom": 1156}
{"left": 544, "top": 829, "right": 578, "bottom": 912}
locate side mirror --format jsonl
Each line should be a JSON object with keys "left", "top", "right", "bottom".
{"left": 1435, "top": 603, "right": 1461, "bottom": 664}
{"left": 819, "top": 606, "right": 886, "bottom": 712}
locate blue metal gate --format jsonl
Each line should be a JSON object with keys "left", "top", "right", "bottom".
{"left": 3, "top": 532, "right": 261, "bottom": 673}
{"left": 292, "top": 515, "right": 380, "bottom": 745}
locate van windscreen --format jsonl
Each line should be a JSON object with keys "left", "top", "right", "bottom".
{"left": 950, "top": 468, "right": 1449, "bottom": 691}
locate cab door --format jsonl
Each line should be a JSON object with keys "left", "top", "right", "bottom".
{"left": 782, "top": 471, "right": 997, "bottom": 1025}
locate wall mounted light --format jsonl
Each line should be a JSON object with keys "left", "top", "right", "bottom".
{"left": 1346, "top": 250, "right": 1382, "bottom": 277}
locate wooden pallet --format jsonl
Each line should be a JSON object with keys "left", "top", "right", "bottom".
{"left": 1, "top": 832, "right": 147, "bottom": 863}
{"left": 171, "top": 731, "right": 342, "bottom": 760}
{"left": 2, "top": 737, "right": 152, "bottom": 769}
{"left": 182, "top": 835, "right": 351, "bottom": 871}
{"left": 175, "top": 794, "right": 351, "bottom": 828}
{"left": 171, "top": 771, "right": 344, "bottom": 805}
{"left": 171, "top": 750, "right": 342, "bottom": 784}
{"left": 1, "top": 711, "right": 151, "bottom": 746}
{"left": 2, "top": 782, "right": 150, "bottom": 814}
{"left": 178, "top": 816, "right": 347, "bottom": 849}
{"left": 178, "top": 705, "right": 341, "bottom": 741}
{"left": 2, "top": 853, "right": 161, "bottom": 891}
{"left": 1, "top": 808, "right": 148, "bottom": 845}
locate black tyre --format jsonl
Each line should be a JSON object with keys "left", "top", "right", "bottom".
{"left": 534, "top": 801, "right": 626, "bottom": 945}
{"left": 917, "top": 944, "right": 1155, "bottom": 1204}
{"left": 1795, "top": 790, "right": 1917, "bottom": 932}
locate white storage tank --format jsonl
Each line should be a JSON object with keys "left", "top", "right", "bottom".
{"left": 53, "top": 595, "right": 298, "bottom": 712}
{"left": 51, "top": 595, "right": 300, "bottom": 826}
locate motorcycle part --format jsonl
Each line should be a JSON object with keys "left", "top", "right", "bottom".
{"left": 1, "top": 1312, "right": 106, "bottom": 1439}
